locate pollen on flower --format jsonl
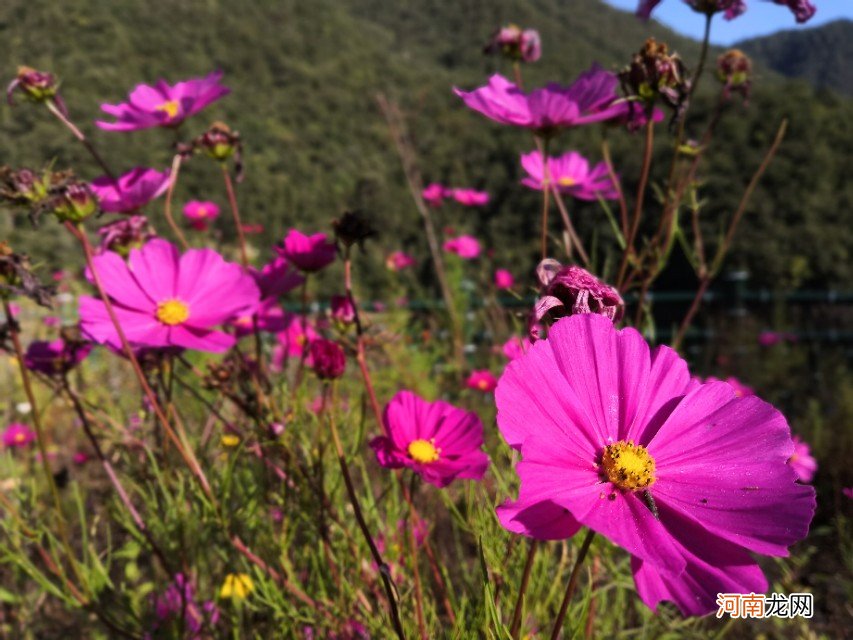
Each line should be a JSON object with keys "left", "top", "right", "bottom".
{"left": 477, "top": 379, "right": 489, "bottom": 391}
{"left": 156, "top": 299, "right": 190, "bottom": 326}
{"left": 408, "top": 438, "right": 440, "bottom": 464}
{"left": 14, "top": 433, "right": 26, "bottom": 443}
{"left": 557, "top": 176, "right": 576, "bottom": 187}
{"left": 155, "top": 99, "right": 180, "bottom": 119}
{"left": 600, "top": 440, "right": 656, "bottom": 491}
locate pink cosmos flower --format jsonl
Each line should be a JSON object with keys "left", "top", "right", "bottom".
{"left": 704, "top": 375, "right": 754, "bottom": 399}
{"left": 310, "top": 339, "right": 346, "bottom": 380}
{"left": 73, "top": 452, "right": 91, "bottom": 465}
{"left": 150, "top": 573, "right": 220, "bottom": 638}
{"left": 443, "top": 235, "right": 481, "bottom": 260}
{"left": 183, "top": 200, "right": 220, "bottom": 231}
{"left": 495, "top": 269, "right": 515, "bottom": 290}
{"left": 24, "top": 339, "right": 92, "bottom": 375}
{"left": 3, "top": 423, "right": 35, "bottom": 448}
{"left": 422, "top": 183, "right": 452, "bottom": 207}
{"left": 788, "top": 436, "right": 817, "bottom": 483}
{"left": 277, "top": 230, "right": 337, "bottom": 273}
{"left": 454, "top": 65, "right": 623, "bottom": 136}
{"left": 496, "top": 314, "right": 815, "bottom": 616}
{"left": 484, "top": 25, "right": 541, "bottom": 63}
{"left": 637, "top": 0, "right": 814, "bottom": 23}
{"left": 230, "top": 298, "right": 288, "bottom": 337}
{"left": 271, "top": 314, "right": 319, "bottom": 370}
{"left": 758, "top": 330, "right": 798, "bottom": 347}
{"left": 502, "top": 335, "right": 531, "bottom": 361}
{"left": 96, "top": 71, "right": 230, "bottom": 131}
{"left": 520, "top": 151, "right": 618, "bottom": 201}
{"left": 451, "top": 188, "right": 490, "bottom": 207}
{"left": 90, "top": 167, "right": 171, "bottom": 214}
{"left": 79, "top": 238, "right": 259, "bottom": 353}
{"left": 369, "top": 390, "right": 489, "bottom": 488}
{"left": 386, "top": 251, "right": 416, "bottom": 272}
{"left": 466, "top": 370, "right": 498, "bottom": 393}
{"left": 251, "top": 256, "right": 305, "bottom": 298}
{"left": 330, "top": 295, "right": 355, "bottom": 325}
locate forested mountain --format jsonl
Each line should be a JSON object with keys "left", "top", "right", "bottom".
{"left": 1, "top": 0, "right": 850, "bottom": 290}
{"left": 739, "top": 19, "right": 853, "bottom": 96}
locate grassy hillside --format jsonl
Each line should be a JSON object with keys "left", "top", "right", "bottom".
{"left": 1, "top": 0, "right": 850, "bottom": 291}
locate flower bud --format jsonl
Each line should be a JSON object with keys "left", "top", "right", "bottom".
{"left": 310, "top": 339, "right": 346, "bottom": 380}
{"left": 7, "top": 66, "right": 65, "bottom": 112}
{"left": 716, "top": 49, "right": 752, "bottom": 102}
{"left": 620, "top": 39, "right": 690, "bottom": 124}
{"left": 484, "top": 25, "right": 542, "bottom": 63}
{"left": 330, "top": 295, "right": 356, "bottom": 326}
{"left": 0, "top": 167, "right": 56, "bottom": 206}
{"left": 198, "top": 121, "right": 239, "bottom": 161}
{"left": 51, "top": 182, "right": 98, "bottom": 222}
{"left": 332, "top": 210, "right": 377, "bottom": 250}
{"left": 97, "top": 215, "right": 154, "bottom": 256}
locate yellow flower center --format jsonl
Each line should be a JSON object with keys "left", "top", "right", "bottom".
{"left": 408, "top": 439, "right": 440, "bottom": 464}
{"left": 477, "top": 379, "right": 490, "bottom": 391}
{"left": 14, "top": 432, "right": 26, "bottom": 443}
{"left": 155, "top": 99, "right": 180, "bottom": 119}
{"left": 195, "top": 206, "right": 207, "bottom": 218}
{"left": 155, "top": 299, "right": 190, "bottom": 326}
{"left": 221, "top": 434, "right": 240, "bottom": 448}
{"left": 557, "top": 177, "right": 576, "bottom": 187}
{"left": 601, "top": 440, "right": 656, "bottom": 491}
{"left": 220, "top": 573, "right": 253, "bottom": 600}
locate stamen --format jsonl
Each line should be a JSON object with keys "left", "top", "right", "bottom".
{"left": 600, "top": 440, "right": 656, "bottom": 491}
{"left": 408, "top": 438, "right": 440, "bottom": 464}
{"left": 156, "top": 299, "right": 190, "bottom": 326}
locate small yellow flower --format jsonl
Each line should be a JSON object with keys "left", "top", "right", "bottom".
{"left": 220, "top": 573, "right": 254, "bottom": 600}
{"left": 220, "top": 434, "right": 241, "bottom": 448}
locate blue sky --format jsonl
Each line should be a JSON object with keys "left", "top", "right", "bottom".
{"left": 603, "top": 0, "right": 853, "bottom": 44}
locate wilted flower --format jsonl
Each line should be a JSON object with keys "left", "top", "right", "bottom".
{"left": 219, "top": 573, "right": 253, "bottom": 600}
{"left": 7, "top": 66, "right": 65, "bottom": 114}
{"left": 0, "top": 167, "right": 54, "bottom": 206}
{"left": 183, "top": 200, "right": 220, "bottom": 231}
{"left": 97, "top": 215, "right": 154, "bottom": 256}
{"left": 24, "top": 339, "right": 91, "bottom": 375}
{"left": 277, "top": 230, "right": 337, "bottom": 273}
{"left": 532, "top": 260, "right": 624, "bottom": 337}
{"left": 2, "top": 423, "right": 35, "bottom": 449}
{"left": 496, "top": 314, "right": 815, "bottom": 616}
{"left": 96, "top": 71, "right": 230, "bottom": 131}
{"left": 716, "top": 49, "right": 752, "bottom": 101}
{"left": 310, "top": 339, "right": 346, "bottom": 380}
{"left": 79, "top": 238, "right": 259, "bottom": 353}
{"left": 788, "top": 436, "right": 817, "bottom": 483}
{"left": 386, "top": 251, "right": 415, "bottom": 272}
{"left": 466, "top": 370, "right": 498, "bottom": 393}
{"left": 484, "top": 25, "right": 541, "bottom": 63}
{"left": 451, "top": 188, "right": 490, "bottom": 207}
{"left": 422, "top": 183, "right": 451, "bottom": 207}
{"left": 636, "top": 0, "right": 814, "bottom": 24}
{"left": 50, "top": 182, "right": 99, "bottom": 223}
{"left": 520, "top": 151, "right": 618, "bottom": 200}
{"left": 0, "top": 242, "right": 55, "bottom": 307}
{"left": 495, "top": 269, "right": 514, "bottom": 290}
{"left": 330, "top": 295, "right": 356, "bottom": 325}
{"left": 455, "top": 65, "right": 623, "bottom": 137}
{"left": 369, "top": 390, "right": 489, "bottom": 488}
{"left": 620, "top": 39, "right": 690, "bottom": 123}
{"left": 90, "top": 167, "right": 170, "bottom": 214}
{"left": 333, "top": 210, "right": 377, "bottom": 250}
{"left": 443, "top": 235, "right": 481, "bottom": 260}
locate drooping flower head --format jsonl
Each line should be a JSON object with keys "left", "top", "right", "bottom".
{"left": 96, "top": 71, "right": 230, "bottom": 131}
{"left": 97, "top": 215, "right": 154, "bottom": 256}
{"left": 386, "top": 251, "right": 416, "bottom": 272}
{"left": 90, "top": 167, "right": 171, "bottom": 214}
{"left": 2, "top": 423, "right": 35, "bottom": 449}
{"left": 277, "top": 230, "right": 337, "bottom": 273}
{"left": 451, "top": 188, "right": 490, "bottom": 207}
{"left": 520, "top": 151, "right": 619, "bottom": 201}
{"left": 251, "top": 256, "right": 305, "bottom": 298}
{"left": 443, "top": 235, "right": 481, "bottom": 260}
{"left": 454, "top": 65, "right": 623, "bottom": 137}
{"left": 79, "top": 238, "right": 260, "bottom": 353}
{"left": 369, "top": 390, "right": 489, "bottom": 488}
{"left": 466, "top": 370, "right": 498, "bottom": 393}
{"left": 484, "top": 25, "right": 542, "bottom": 63}
{"left": 495, "top": 269, "right": 515, "bottom": 290}
{"left": 717, "top": 49, "right": 752, "bottom": 102}
{"left": 788, "top": 436, "right": 817, "bottom": 483}
{"left": 422, "top": 183, "right": 452, "bottom": 207}
{"left": 183, "top": 200, "right": 220, "bottom": 231}
{"left": 310, "top": 339, "right": 346, "bottom": 380}
{"left": 532, "top": 260, "right": 624, "bottom": 338}
{"left": 496, "top": 314, "right": 815, "bottom": 616}
{"left": 636, "top": 0, "right": 815, "bottom": 24}
{"left": 24, "top": 339, "right": 92, "bottom": 376}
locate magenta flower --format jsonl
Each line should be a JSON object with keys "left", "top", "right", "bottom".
{"left": 277, "top": 230, "right": 337, "bottom": 273}
{"left": 386, "top": 251, "right": 416, "bottom": 272}
{"left": 251, "top": 256, "right": 305, "bottom": 298}
{"left": 369, "top": 390, "right": 489, "bottom": 488}
{"left": 454, "top": 66, "right": 623, "bottom": 136}
{"left": 495, "top": 269, "right": 515, "bottom": 290}
{"left": 97, "top": 215, "right": 154, "bottom": 256}
{"left": 466, "top": 370, "right": 498, "bottom": 393}
{"left": 24, "top": 339, "right": 91, "bottom": 376}
{"left": 150, "top": 573, "right": 220, "bottom": 638}
{"left": 271, "top": 314, "right": 318, "bottom": 370}
{"left": 843, "top": 488, "right": 853, "bottom": 500}
{"left": 520, "top": 151, "right": 618, "bottom": 201}
{"left": 704, "top": 375, "right": 754, "bottom": 399}
{"left": 443, "top": 235, "right": 481, "bottom": 260}
{"left": 484, "top": 25, "right": 542, "bottom": 63}
{"left": 636, "top": 0, "right": 814, "bottom": 24}
{"left": 422, "top": 183, "right": 451, "bottom": 207}
{"left": 230, "top": 298, "right": 288, "bottom": 337}
{"left": 183, "top": 200, "right": 220, "bottom": 231}
{"left": 90, "top": 167, "right": 171, "bottom": 214}
{"left": 788, "top": 436, "right": 817, "bottom": 483}
{"left": 496, "top": 314, "right": 815, "bottom": 616}
{"left": 96, "top": 71, "right": 230, "bottom": 131}
{"left": 758, "top": 330, "right": 798, "bottom": 347}
{"left": 79, "top": 239, "right": 259, "bottom": 353}
{"left": 310, "top": 339, "right": 346, "bottom": 380}
{"left": 330, "top": 295, "right": 356, "bottom": 325}
{"left": 451, "top": 188, "right": 490, "bottom": 207}
{"left": 3, "top": 423, "right": 35, "bottom": 448}
{"left": 502, "top": 335, "right": 531, "bottom": 361}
